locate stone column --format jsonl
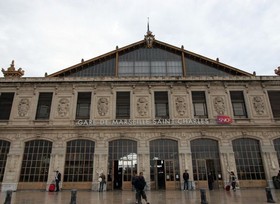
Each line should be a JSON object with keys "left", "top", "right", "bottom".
{"left": 91, "top": 147, "right": 108, "bottom": 191}
{"left": 219, "top": 145, "right": 236, "bottom": 185}
{"left": 261, "top": 145, "right": 279, "bottom": 188}
{"left": 138, "top": 140, "right": 150, "bottom": 190}
{"left": 179, "top": 145, "right": 192, "bottom": 190}
{"left": 1, "top": 151, "right": 23, "bottom": 191}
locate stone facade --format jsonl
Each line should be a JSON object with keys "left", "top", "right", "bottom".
{"left": 0, "top": 75, "right": 280, "bottom": 191}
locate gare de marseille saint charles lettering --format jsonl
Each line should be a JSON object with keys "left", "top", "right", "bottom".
{"left": 76, "top": 116, "right": 232, "bottom": 126}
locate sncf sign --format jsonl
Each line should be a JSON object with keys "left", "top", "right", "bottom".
{"left": 216, "top": 115, "right": 233, "bottom": 124}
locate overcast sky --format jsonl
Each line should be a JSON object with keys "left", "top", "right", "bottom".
{"left": 1, "top": 0, "right": 279, "bottom": 77}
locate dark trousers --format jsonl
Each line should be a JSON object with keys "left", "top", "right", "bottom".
{"left": 231, "top": 181, "right": 236, "bottom": 190}
{"left": 136, "top": 189, "right": 147, "bottom": 203}
{"left": 99, "top": 181, "right": 105, "bottom": 192}
{"left": 55, "top": 180, "right": 60, "bottom": 192}
{"left": 184, "top": 180, "right": 189, "bottom": 190}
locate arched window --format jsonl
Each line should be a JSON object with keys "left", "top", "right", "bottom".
{"left": 273, "top": 138, "right": 280, "bottom": 167}
{"left": 20, "top": 140, "right": 52, "bottom": 182}
{"left": 64, "top": 139, "right": 95, "bottom": 182}
{"left": 0, "top": 140, "right": 10, "bottom": 182}
{"left": 233, "top": 138, "right": 265, "bottom": 180}
{"left": 108, "top": 139, "right": 137, "bottom": 186}
{"left": 149, "top": 139, "right": 179, "bottom": 187}
{"left": 191, "top": 139, "right": 221, "bottom": 181}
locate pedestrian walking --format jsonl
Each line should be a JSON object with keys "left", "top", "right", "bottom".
{"left": 183, "top": 170, "right": 189, "bottom": 190}
{"left": 55, "top": 170, "right": 61, "bottom": 192}
{"left": 229, "top": 171, "right": 237, "bottom": 191}
{"left": 134, "top": 172, "right": 149, "bottom": 204}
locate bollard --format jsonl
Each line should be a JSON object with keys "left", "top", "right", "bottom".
{"left": 70, "top": 189, "right": 77, "bottom": 204}
{"left": 265, "top": 187, "right": 275, "bottom": 203}
{"left": 4, "top": 190, "right": 12, "bottom": 204}
{"left": 200, "top": 188, "right": 208, "bottom": 204}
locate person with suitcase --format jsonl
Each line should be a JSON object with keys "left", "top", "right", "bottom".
{"left": 55, "top": 170, "right": 61, "bottom": 192}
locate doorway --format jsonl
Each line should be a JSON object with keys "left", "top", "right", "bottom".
{"left": 195, "top": 159, "right": 218, "bottom": 189}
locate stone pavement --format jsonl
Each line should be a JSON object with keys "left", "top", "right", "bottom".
{"left": 1, "top": 188, "right": 280, "bottom": 204}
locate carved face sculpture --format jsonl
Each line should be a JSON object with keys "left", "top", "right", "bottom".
{"left": 214, "top": 96, "right": 225, "bottom": 115}
{"left": 97, "top": 97, "right": 109, "bottom": 116}
{"left": 137, "top": 97, "right": 148, "bottom": 116}
{"left": 18, "top": 98, "right": 30, "bottom": 117}
{"left": 253, "top": 96, "right": 264, "bottom": 115}
{"left": 175, "top": 96, "right": 186, "bottom": 116}
{"left": 58, "top": 98, "right": 70, "bottom": 117}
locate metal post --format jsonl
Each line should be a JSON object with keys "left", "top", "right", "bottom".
{"left": 70, "top": 189, "right": 77, "bottom": 204}
{"left": 200, "top": 188, "right": 208, "bottom": 204}
{"left": 4, "top": 190, "right": 12, "bottom": 204}
{"left": 265, "top": 187, "right": 275, "bottom": 203}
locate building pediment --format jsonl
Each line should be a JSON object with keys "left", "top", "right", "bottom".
{"left": 47, "top": 31, "right": 252, "bottom": 78}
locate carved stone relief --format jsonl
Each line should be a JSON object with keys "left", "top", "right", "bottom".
{"left": 18, "top": 98, "right": 30, "bottom": 117}
{"left": 57, "top": 98, "right": 70, "bottom": 117}
{"left": 136, "top": 97, "right": 148, "bottom": 117}
{"left": 252, "top": 96, "right": 265, "bottom": 115}
{"left": 175, "top": 96, "right": 187, "bottom": 116}
{"left": 213, "top": 96, "right": 225, "bottom": 115}
{"left": 97, "top": 97, "right": 109, "bottom": 116}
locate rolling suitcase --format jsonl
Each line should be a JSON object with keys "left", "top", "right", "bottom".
{"left": 49, "top": 183, "right": 55, "bottom": 192}
{"left": 225, "top": 184, "right": 230, "bottom": 191}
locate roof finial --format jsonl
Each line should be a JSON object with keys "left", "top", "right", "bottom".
{"left": 147, "top": 17, "right": 150, "bottom": 32}
{"left": 144, "top": 17, "right": 155, "bottom": 48}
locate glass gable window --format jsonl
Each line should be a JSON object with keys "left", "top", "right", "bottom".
{"left": 230, "top": 91, "right": 247, "bottom": 118}
{"left": 76, "top": 92, "right": 91, "bottom": 119}
{"left": 268, "top": 91, "right": 280, "bottom": 118}
{"left": 116, "top": 92, "right": 130, "bottom": 119}
{"left": 70, "top": 57, "right": 115, "bottom": 77}
{"left": 119, "top": 47, "right": 182, "bottom": 77}
{"left": 0, "top": 92, "right": 14, "bottom": 120}
{"left": 154, "top": 92, "right": 169, "bottom": 118}
{"left": 35, "top": 93, "right": 53, "bottom": 120}
{"left": 192, "top": 91, "right": 208, "bottom": 118}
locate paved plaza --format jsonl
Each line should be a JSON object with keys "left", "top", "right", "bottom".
{"left": 1, "top": 188, "right": 280, "bottom": 204}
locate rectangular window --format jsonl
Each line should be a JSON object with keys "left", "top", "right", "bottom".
{"left": 155, "top": 91, "right": 169, "bottom": 118}
{"left": 268, "top": 91, "right": 280, "bottom": 118}
{"left": 192, "top": 91, "right": 208, "bottom": 118}
{"left": 230, "top": 91, "right": 247, "bottom": 118}
{"left": 116, "top": 92, "right": 130, "bottom": 119}
{"left": 0, "top": 92, "right": 14, "bottom": 120}
{"left": 35, "top": 92, "right": 53, "bottom": 120}
{"left": 76, "top": 92, "right": 91, "bottom": 119}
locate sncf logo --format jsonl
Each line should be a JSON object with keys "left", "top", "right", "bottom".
{"left": 216, "top": 115, "right": 233, "bottom": 124}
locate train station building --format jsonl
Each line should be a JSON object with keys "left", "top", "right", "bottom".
{"left": 1, "top": 29, "right": 280, "bottom": 191}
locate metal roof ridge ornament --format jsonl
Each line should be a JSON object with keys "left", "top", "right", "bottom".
{"left": 144, "top": 17, "right": 155, "bottom": 48}
{"left": 2, "top": 60, "right": 25, "bottom": 78}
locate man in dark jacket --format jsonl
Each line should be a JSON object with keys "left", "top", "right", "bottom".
{"left": 183, "top": 170, "right": 189, "bottom": 190}
{"left": 134, "top": 172, "right": 149, "bottom": 204}
{"left": 55, "top": 170, "right": 61, "bottom": 192}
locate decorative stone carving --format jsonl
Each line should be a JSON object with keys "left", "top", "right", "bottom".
{"left": 18, "top": 98, "right": 30, "bottom": 117}
{"left": 97, "top": 97, "right": 109, "bottom": 116}
{"left": 2, "top": 60, "right": 25, "bottom": 78}
{"left": 175, "top": 96, "right": 187, "bottom": 116}
{"left": 57, "top": 98, "right": 70, "bottom": 117}
{"left": 137, "top": 97, "right": 148, "bottom": 116}
{"left": 213, "top": 96, "right": 225, "bottom": 115}
{"left": 253, "top": 96, "right": 265, "bottom": 115}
